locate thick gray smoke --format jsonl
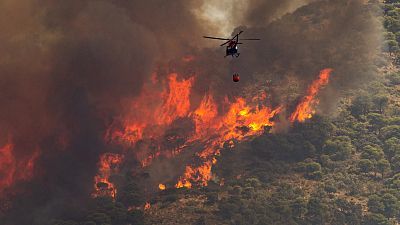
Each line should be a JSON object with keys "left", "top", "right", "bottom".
{"left": 244, "top": 0, "right": 317, "bottom": 26}
{"left": 193, "top": 0, "right": 382, "bottom": 112}
{"left": 0, "top": 0, "right": 382, "bottom": 224}
{"left": 0, "top": 0, "right": 205, "bottom": 224}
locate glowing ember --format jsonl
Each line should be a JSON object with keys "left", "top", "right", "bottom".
{"left": 144, "top": 202, "right": 151, "bottom": 210}
{"left": 0, "top": 142, "right": 16, "bottom": 192}
{"left": 158, "top": 183, "right": 166, "bottom": 190}
{"left": 182, "top": 55, "right": 195, "bottom": 62}
{"left": 0, "top": 139, "right": 39, "bottom": 196}
{"left": 290, "top": 68, "right": 333, "bottom": 122}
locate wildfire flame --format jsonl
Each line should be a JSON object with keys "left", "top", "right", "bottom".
{"left": 156, "top": 74, "right": 194, "bottom": 125}
{"left": 105, "top": 73, "right": 194, "bottom": 146}
{"left": 192, "top": 93, "right": 218, "bottom": 138}
{"left": 175, "top": 97, "right": 282, "bottom": 188}
{"left": 93, "top": 68, "right": 332, "bottom": 197}
{"left": 92, "top": 153, "right": 123, "bottom": 199}
{"left": 290, "top": 68, "right": 333, "bottom": 122}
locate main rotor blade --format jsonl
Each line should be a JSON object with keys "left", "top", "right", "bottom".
{"left": 231, "top": 31, "right": 243, "bottom": 40}
{"left": 220, "top": 40, "right": 231, "bottom": 46}
{"left": 240, "top": 38, "right": 261, "bottom": 40}
{"left": 203, "top": 36, "right": 230, "bottom": 40}
{"left": 221, "top": 31, "right": 243, "bottom": 46}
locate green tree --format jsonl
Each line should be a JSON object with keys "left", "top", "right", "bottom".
{"left": 292, "top": 197, "right": 308, "bottom": 222}
{"left": 368, "top": 113, "right": 387, "bottom": 134}
{"left": 359, "top": 159, "right": 374, "bottom": 174}
{"left": 302, "top": 162, "right": 323, "bottom": 180}
{"left": 384, "top": 137, "right": 400, "bottom": 159}
{"left": 333, "top": 199, "right": 362, "bottom": 225}
{"left": 368, "top": 194, "right": 385, "bottom": 213}
{"left": 381, "top": 193, "right": 400, "bottom": 218}
{"left": 391, "top": 154, "right": 400, "bottom": 173}
{"left": 363, "top": 213, "right": 391, "bottom": 225}
{"left": 372, "top": 95, "right": 389, "bottom": 114}
{"left": 385, "top": 72, "right": 400, "bottom": 85}
{"left": 384, "top": 14, "right": 400, "bottom": 33}
{"left": 361, "top": 145, "right": 384, "bottom": 161}
{"left": 305, "top": 162, "right": 322, "bottom": 173}
{"left": 305, "top": 197, "right": 329, "bottom": 225}
{"left": 385, "top": 31, "right": 396, "bottom": 40}
{"left": 292, "top": 115, "right": 334, "bottom": 149}
{"left": 381, "top": 125, "right": 400, "bottom": 140}
{"left": 387, "top": 173, "right": 400, "bottom": 188}
{"left": 377, "top": 159, "right": 391, "bottom": 178}
{"left": 384, "top": 39, "right": 400, "bottom": 54}
{"left": 350, "top": 95, "right": 372, "bottom": 117}
{"left": 323, "top": 136, "right": 354, "bottom": 161}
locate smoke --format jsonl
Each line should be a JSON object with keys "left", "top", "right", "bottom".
{"left": 0, "top": 0, "right": 204, "bottom": 224}
{"left": 244, "top": 0, "right": 317, "bottom": 26}
{"left": 194, "top": 0, "right": 383, "bottom": 112}
{"left": 195, "top": 0, "right": 316, "bottom": 37}
{"left": 0, "top": 0, "right": 383, "bottom": 224}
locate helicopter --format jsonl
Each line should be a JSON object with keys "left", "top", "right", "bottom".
{"left": 203, "top": 30, "right": 260, "bottom": 58}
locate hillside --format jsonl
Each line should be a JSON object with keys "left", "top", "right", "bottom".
{"left": 1, "top": 1, "right": 399, "bottom": 225}
{"left": 141, "top": 1, "right": 400, "bottom": 225}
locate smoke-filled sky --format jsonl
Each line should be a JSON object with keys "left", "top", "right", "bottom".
{"left": 0, "top": 0, "right": 382, "bottom": 224}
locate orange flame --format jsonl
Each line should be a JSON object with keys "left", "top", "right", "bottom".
{"left": 93, "top": 153, "right": 123, "bottom": 199}
{"left": 175, "top": 179, "right": 192, "bottom": 189}
{"left": 191, "top": 93, "right": 218, "bottom": 138}
{"left": 156, "top": 73, "right": 194, "bottom": 125}
{"left": 290, "top": 68, "right": 333, "bottom": 122}
{"left": 176, "top": 161, "right": 213, "bottom": 188}
{"left": 106, "top": 73, "right": 194, "bottom": 147}
{"left": 99, "top": 68, "right": 332, "bottom": 191}
{"left": 176, "top": 96, "right": 282, "bottom": 188}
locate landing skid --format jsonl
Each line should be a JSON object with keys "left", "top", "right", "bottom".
{"left": 224, "top": 53, "right": 240, "bottom": 58}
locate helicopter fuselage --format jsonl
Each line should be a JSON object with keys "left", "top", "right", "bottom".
{"left": 226, "top": 41, "right": 239, "bottom": 57}
{"left": 226, "top": 46, "right": 239, "bottom": 57}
